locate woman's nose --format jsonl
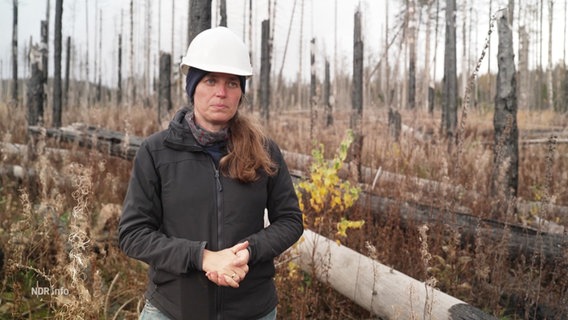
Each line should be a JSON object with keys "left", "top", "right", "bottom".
{"left": 215, "top": 84, "right": 227, "bottom": 97}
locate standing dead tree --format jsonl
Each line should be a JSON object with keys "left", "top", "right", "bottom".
{"left": 27, "top": 45, "right": 44, "bottom": 126}
{"left": 11, "top": 0, "right": 18, "bottom": 105}
{"left": 53, "top": 0, "right": 63, "bottom": 128}
{"left": 309, "top": 38, "right": 316, "bottom": 141}
{"left": 260, "top": 19, "right": 271, "bottom": 123}
{"left": 350, "top": 9, "right": 364, "bottom": 182}
{"left": 158, "top": 52, "right": 172, "bottom": 123}
{"left": 188, "top": 0, "right": 212, "bottom": 46}
{"left": 442, "top": 0, "right": 458, "bottom": 145}
{"left": 64, "top": 36, "right": 71, "bottom": 107}
{"left": 546, "top": 0, "right": 554, "bottom": 110}
{"left": 117, "top": 34, "right": 123, "bottom": 104}
{"left": 407, "top": 0, "right": 417, "bottom": 109}
{"left": 492, "top": 12, "right": 518, "bottom": 215}
{"left": 324, "top": 59, "right": 333, "bottom": 127}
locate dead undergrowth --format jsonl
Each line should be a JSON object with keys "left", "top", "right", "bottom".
{"left": 1, "top": 101, "right": 567, "bottom": 319}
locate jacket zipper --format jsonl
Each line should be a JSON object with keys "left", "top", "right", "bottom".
{"left": 212, "top": 162, "right": 224, "bottom": 320}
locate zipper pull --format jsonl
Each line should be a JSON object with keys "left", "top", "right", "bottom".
{"left": 214, "top": 169, "right": 223, "bottom": 192}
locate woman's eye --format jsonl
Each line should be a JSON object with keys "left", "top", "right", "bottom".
{"left": 228, "top": 81, "right": 239, "bottom": 88}
{"left": 204, "top": 78, "right": 215, "bottom": 85}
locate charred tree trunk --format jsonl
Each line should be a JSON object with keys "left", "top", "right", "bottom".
{"left": 97, "top": 8, "right": 103, "bottom": 103}
{"left": 158, "top": 52, "right": 172, "bottom": 123}
{"left": 260, "top": 19, "right": 271, "bottom": 123}
{"left": 350, "top": 9, "right": 364, "bottom": 182}
{"left": 442, "top": 0, "right": 458, "bottom": 143}
{"left": 40, "top": 21, "right": 48, "bottom": 109}
{"left": 423, "top": 0, "right": 434, "bottom": 113}
{"left": 129, "top": 0, "right": 135, "bottom": 106}
{"left": 546, "top": 0, "right": 554, "bottom": 110}
{"left": 117, "top": 34, "right": 123, "bottom": 104}
{"left": 64, "top": 36, "right": 70, "bottom": 107}
{"left": 52, "top": 0, "right": 63, "bottom": 128}
{"left": 492, "top": 12, "right": 519, "bottom": 214}
{"left": 388, "top": 108, "right": 401, "bottom": 141}
{"left": 11, "top": 0, "right": 18, "bottom": 105}
{"left": 27, "top": 45, "right": 44, "bottom": 126}
{"left": 309, "top": 38, "right": 316, "bottom": 141}
{"left": 188, "top": 0, "right": 212, "bottom": 46}
{"left": 324, "top": 59, "right": 333, "bottom": 127}
{"left": 407, "top": 0, "right": 417, "bottom": 109}
{"left": 40, "top": 21, "right": 48, "bottom": 74}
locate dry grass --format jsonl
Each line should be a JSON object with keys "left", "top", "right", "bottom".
{"left": 1, "top": 100, "right": 567, "bottom": 319}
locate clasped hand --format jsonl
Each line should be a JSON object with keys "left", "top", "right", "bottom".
{"left": 202, "top": 241, "right": 250, "bottom": 288}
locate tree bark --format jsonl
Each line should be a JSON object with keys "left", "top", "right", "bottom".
{"left": 27, "top": 46, "right": 44, "bottom": 126}
{"left": 423, "top": 0, "right": 434, "bottom": 113}
{"left": 129, "top": 0, "right": 135, "bottom": 105}
{"left": 546, "top": 0, "right": 554, "bottom": 110}
{"left": 517, "top": 26, "right": 529, "bottom": 110}
{"left": 492, "top": 12, "right": 519, "bottom": 211}
{"left": 260, "top": 19, "right": 271, "bottom": 123}
{"left": 350, "top": 9, "right": 364, "bottom": 182}
{"left": 187, "top": 0, "right": 212, "bottom": 46}
{"left": 117, "top": 34, "right": 123, "bottom": 104}
{"left": 52, "top": 0, "right": 63, "bottom": 128}
{"left": 442, "top": 0, "right": 458, "bottom": 141}
{"left": 324, "top": 59, "right": 333, "bottom": 127}
{"left": 158, "top": 52, "right": 172, "bottom": 122}
{"left": 64, "top": 36, "right": 71, "bottom": 107}
{"left": 407, "top": 0, "right": 417, "bottom": 109}
{"left": 11, "top": 0, "right": 18, "bottom": 105}
{"left": 309, "top": 38, "right": 316, "bottom": 141}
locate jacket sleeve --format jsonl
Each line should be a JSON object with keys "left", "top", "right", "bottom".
{"left": 118, "top": 141, "right": 206, "bottom": 274}
{"left": 244, "top": 141, "right": 304, "bottom": 265}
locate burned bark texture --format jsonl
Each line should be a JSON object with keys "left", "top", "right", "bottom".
{"left": 187, "top": 0, "right": 212, "bottom": 47}
{"left": 11, "top": 0, "right": 18, "bottom": 105}
{"left": 350, "top": 10, "right": 364, "bottom": 182}
{"left": 27, "top": 46, "right": 45, "bottom": 126}
{"left": 442, "top": 0, "right": 458, "bottom": 141}
{"left": 158, "top": 52, "right": 172, "bottom": 122}
{"left": 52, "top": 0, "right": 63, "bottom": 128}
{"left": 324, "top": 59, "right": 333, "bottom": 127}
{"left": 260, "top": 19, "right": 271, "bottom": 123}
{"left": 492, "top": 13, "right": 519, "bottom": 207}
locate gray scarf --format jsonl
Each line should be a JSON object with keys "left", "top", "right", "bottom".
{"left": 184, "top": 112, "right": 229, "bottom": 146}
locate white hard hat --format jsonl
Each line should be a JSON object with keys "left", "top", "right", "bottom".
{"left": 180, "top": 27, "right": 253, "bottom": 77}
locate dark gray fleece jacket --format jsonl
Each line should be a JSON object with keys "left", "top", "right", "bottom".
{"left": 118, "top": 108, "right": 303, "bottom": 320}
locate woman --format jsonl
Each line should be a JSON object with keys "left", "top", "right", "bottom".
{"left": 118, "top": 27, "right": 303, "bottom": 320}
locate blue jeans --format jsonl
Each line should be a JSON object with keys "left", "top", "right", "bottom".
{"left": 139, "top": 300, "right": 277, "bottom": 320}
{"left": 139, "top": 300, "right": 172, "bottom": 320}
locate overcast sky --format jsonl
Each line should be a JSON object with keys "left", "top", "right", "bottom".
{"left": 0, "top": 0, "right": 565, "bottom": 88}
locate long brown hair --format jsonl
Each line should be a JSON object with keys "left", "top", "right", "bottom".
{"left": 220, "top": 111, "right": 277, "bottom": 182}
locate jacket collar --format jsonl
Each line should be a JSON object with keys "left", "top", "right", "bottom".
{"left": 163, "top": 107, "right": 203, "bottom": 152}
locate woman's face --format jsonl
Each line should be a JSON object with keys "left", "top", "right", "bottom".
{"left": 193, "top": 72, "right": 242, "bottom": 132}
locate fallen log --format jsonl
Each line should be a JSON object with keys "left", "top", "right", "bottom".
{"left": 293, "top": 229, "right": 496, "bottom": 319}
{"left": 27, "top": 124, "right": 142, "bottom": 161}
{"left": 280, "top": 149, "right": 568, "bottom": 223}
{"left": 358, "top": 191, "right": 568, "bottom": 265}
